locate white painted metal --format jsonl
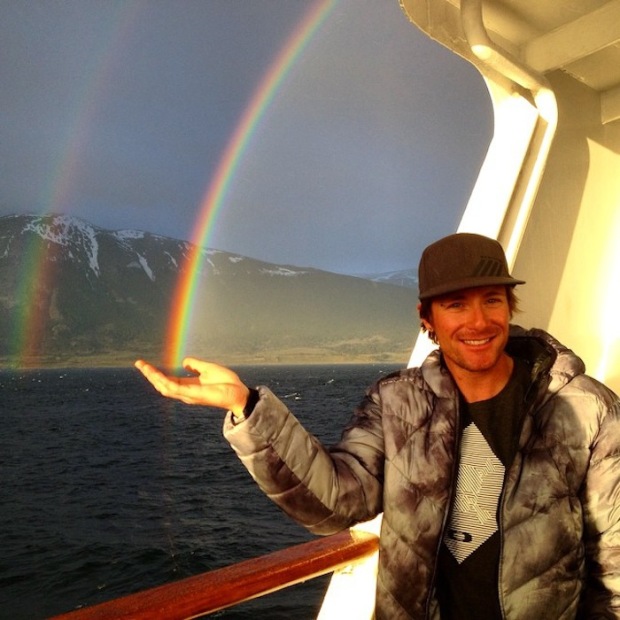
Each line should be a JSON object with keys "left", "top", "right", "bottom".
{"left": 319, "top": 1, "right": 620, "bottom": 615}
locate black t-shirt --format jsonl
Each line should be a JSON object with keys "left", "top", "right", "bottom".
{"left": 435, "top": 358, "right": 530, "bottom": 619}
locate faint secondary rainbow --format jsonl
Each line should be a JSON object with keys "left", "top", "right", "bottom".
{"left": 11, "top": 3, "right": 143, "bottom": 367}
{"left": 164, "top": 0, "right": 336, "bottom": 368}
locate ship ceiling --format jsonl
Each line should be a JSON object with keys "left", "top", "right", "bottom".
{"left": 400, "top": 0, "right": 620, "bottom": 124}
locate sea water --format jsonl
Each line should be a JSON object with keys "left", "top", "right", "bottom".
{"left": 0, "top": 363, "right": 400, "bottom": 619}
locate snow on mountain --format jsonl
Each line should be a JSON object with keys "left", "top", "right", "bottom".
{"left": 22, "top": 214, "right": 102, "bottom": 276}
{"left": 359, "top": 268, "right": 419, "bottom": 290}
{"left": 0, "top": 213, "right": 418, "bottom": 367}
{"left": 1, "top": 213, "right": 415, "bottom": 288}
{"left": 1, "top": 214, "right": 318, "bottom": 285}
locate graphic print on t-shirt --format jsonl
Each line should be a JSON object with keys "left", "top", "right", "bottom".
{"left": 444, "top": 422, "right": 505, "bottom": 564}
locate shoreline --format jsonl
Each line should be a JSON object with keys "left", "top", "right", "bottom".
{"left": 0, "top": 349, "right": 412, "bottom": 370}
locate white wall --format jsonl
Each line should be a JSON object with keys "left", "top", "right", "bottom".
{"left": 514, "top": 72, "right": 620, "bottom": 392}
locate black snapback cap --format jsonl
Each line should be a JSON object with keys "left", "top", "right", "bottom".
{"left": 418, "top": 233, "right": 525, "bottom": 300}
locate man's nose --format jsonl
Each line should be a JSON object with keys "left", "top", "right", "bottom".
{"left": 468, "top": 303, "right": 489, "bottom": 328}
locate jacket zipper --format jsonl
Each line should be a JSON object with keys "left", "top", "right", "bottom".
{"left": 425, "top": 398, "right": 461, "bottom": 619}
{"left": 497, "top": 473, "right": 508, "bottom": 619}
{"left": 496, "top": 373, "right": 540, "bottom": 620}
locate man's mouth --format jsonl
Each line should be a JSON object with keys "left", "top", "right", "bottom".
{"left": 462, "top": 337, "right": 493, "bottom": 346}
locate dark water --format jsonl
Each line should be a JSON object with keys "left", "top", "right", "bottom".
{"left": 0, "top": 363, "right": 399, "bottom": 619}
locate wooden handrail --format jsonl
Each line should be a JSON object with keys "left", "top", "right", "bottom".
{"left": 51, "top": 529, "right": 379, "bottom": 619}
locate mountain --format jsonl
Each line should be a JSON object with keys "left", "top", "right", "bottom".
{"left": 359, "top": 268, "right": 418, "bottom": 289}
{"left": 0, "top": 214, "right": 419, "bottom": 368}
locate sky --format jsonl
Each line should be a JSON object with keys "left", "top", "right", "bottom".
{"left": 0, "top": 0, "right": 492, "bottom": 275}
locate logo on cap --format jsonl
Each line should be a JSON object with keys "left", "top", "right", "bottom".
{"left": 472, "top": 256, "right": 504, "bottom": 278}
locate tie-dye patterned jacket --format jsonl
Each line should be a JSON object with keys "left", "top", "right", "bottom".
{"left": 224, "top": 326, "right": 620, "bottom": 619}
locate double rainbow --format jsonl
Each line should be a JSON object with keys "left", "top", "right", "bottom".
{"left": 163, "top": 0, "right": 335, "bottom": 368}
{"left": 9, "top": 0, "right": 335, "bottom": 368}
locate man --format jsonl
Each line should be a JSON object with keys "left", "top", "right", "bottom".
{"left": 136, "top": 233, "right": 620, "bottom": 619}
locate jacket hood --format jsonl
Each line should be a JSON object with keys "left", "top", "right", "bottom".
{"left": 420, "top": 325, "right": 586, "bottom": 410}
{"left": 507, "top": 325, "right": 586, "bottom": 408}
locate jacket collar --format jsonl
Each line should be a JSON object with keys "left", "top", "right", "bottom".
{"left": 419, "top": 325, "right": 585, "bottom": 407}
{"left": 506, "top": 325, "right": 585, "bottom": 409}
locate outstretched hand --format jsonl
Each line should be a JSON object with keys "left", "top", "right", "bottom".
{"left": 135, "top": 357, "right": 250, "bottom": 416}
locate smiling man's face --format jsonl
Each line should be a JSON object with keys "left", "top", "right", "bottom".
{"left": 422, "top": 285, "right": 512, "bottom": 385}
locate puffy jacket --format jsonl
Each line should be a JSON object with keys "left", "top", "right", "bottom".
{"left": 224, "top": 326, "right": 620, "bottom": 618}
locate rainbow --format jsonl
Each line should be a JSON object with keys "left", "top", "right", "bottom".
{"left": 164, "top": 0, "right": 336, "bottom": 368}
{"left": 11, "top": 4, "right": 143, "bottom": 367}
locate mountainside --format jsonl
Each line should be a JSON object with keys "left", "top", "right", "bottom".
{"left": 0, "top": 214, "right": 419, "bottom": 368}
{"left": 357, "top": 268, "right": 418, "bottom": 289}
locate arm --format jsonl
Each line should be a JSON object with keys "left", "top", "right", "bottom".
{"left": 135, "top": 357, "right": 386, "bottom": 535}
{"left": 224, "top": 382, "right": 386, "bottom": 535}
{"left": 580, "top": 386, "right": 620, "bottom": 615}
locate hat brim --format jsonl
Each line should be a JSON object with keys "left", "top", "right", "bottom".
{"left": 418, "top": 276, "right": 525, "bottom": 300}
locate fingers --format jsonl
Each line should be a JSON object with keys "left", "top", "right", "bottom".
{"left": 135, "top": 359, "right": 179, "bottom": 398}
{"left": 134, "top": 358, "right": 223, "bottom": 407}
{"left": 134, "top": 359, "right": 159, "bottom": 384}
{"left": 135, "top": 358, "right": 249, "bottom": 412}
{"left": 135, "top": 359, "right": 168, "bottom": 388}
{"left": 182, "top": 357, "right": 216, "bottom": 377}
{"left": 183, "top": 357, "right": 234, "bottom": 380}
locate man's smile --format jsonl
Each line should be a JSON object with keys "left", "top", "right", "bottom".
{"left": 461, "top": 336, "right": 494, "bottom": 346}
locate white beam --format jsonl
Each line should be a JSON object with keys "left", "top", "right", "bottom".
{"left": 602, "top": 84, "right": 620, "bottom": 124}
{"left": 525, "top": 0, "right": 620, "bottom": 73}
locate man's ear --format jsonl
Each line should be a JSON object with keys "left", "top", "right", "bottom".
{"left": 420, "top": 318, "right": 433, "bottom": 333}
{"left": 417, "top": 303, "right": 433, "bottom": 332}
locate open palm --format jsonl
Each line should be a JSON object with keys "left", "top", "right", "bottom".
{"left": 135, "top": 357, "right": 250, "bottom": 415}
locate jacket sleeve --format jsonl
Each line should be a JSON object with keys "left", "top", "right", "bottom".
{"left": 222, "top": 384, "right": 386, "bottom": 535}
{"left": 580, "top": 382, "right": 620, "bottom": 616}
